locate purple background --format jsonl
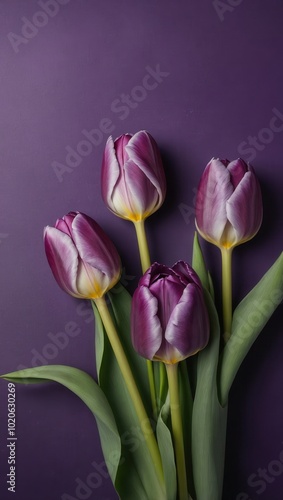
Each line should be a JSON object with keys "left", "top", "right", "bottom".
{"left": 1, "top": 1, "right": 283, "bottom": 499}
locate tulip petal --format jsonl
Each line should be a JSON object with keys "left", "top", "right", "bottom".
{"left": 131, "top": 286, "right": 163, "bottom": 360}
{"left": 114, "top": 134, "right": 132, "bottom": 167}
{"left": 123, "top": 159, "right": 159, "bottom": 218}
{"left": 226, "top": 171, "right": 263, "bottom": 244}
{"left": 150, "top": 275, "right": 184, "bottom": 331}
{"left": 172, "top": 260, "right": 202, "bottom": 288}
{"left": 126, "top": 131, "right": 166, "bottom": 210}
{"left": 195, "top": 159, "right": 233, "bottom": 244}
{"left": 71, "top": 213, "right": 121, "bottom": 286}
{"left": 55, "top": 212, "right": 77, "bottom": 236}
{"left": 165, "top": 284, "right": 209, "bottom": 358}
{"left": 44, "top": 226, "right": 80, "bottom": 297}
{"left": 76, "top": 261, "right": 106, "bottom": 298}
{"left": 101, "top": 136, "right": 121, "bottom": 212}
{"left": 227, "top": 159, "right": 247, "bottom": 189}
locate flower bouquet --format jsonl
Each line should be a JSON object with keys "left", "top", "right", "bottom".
{"left": 1, "top": 131, "right": 282, "bottom": 500}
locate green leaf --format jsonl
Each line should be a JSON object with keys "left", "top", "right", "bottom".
{"left": 0, "top": 365, "right": 121, "bottom": 485}
{"left": 92, "top": 287, "right": 166, "bottom": 500}
{"left": 191, "top": 291, "right": 228, "bottom": 500}
{"left": 219, "top": 252, "right": 283, "bottom": 406}
{"left": 156, "top": 397, "right": 177, "bottom": 500}
{"left": 192, "top": 232, "right": 209, "bottom": 291}
{"left": 179, "top": 361, "right": 195, "bottom": 499}
{"left": 207, "top": 271, "right": 215, "bottom": 301}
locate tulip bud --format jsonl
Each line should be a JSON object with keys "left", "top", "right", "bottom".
{"left": 101, "top": 130, "right": 166, "bottom": 222}
{"left": 44, "top": 212, "right": 121, "bottom": 299}
{"left": 195, "top": 158, "right": 263, "bottom": 249}
{"left": 131, "top": 261, "right": 209, "bottom": 364}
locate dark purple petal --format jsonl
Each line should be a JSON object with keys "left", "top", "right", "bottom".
{"left": 165, "top": 284, "right": 209, "bottom": 358}
{"left": 131, "top": 286, "right": 163, "bottom": 360}
{"left": 139, "top": 262, "right": 177, "bottom": 288}
{"left": 172, "top": 261, "right": 202, "bottom": 288}
{"left": 226, "top": 171, "right": 263, "bottom": 244}
{"left": 149, "top": 275, "right": 184, "bottom": 331}
{"left": 195, "top": 158, "right": 233, "bottom": 244}
{"left": 44, "top": 226, "right": 80, "bottom": 297}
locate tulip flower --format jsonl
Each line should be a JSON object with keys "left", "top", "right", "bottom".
{"left": 195, "top": 158, "right": 263, "bottom": 250}
{"left": 195, "top": 158, "right": 263, "bottom": 343}
{"left": 44, "top": 212, "right": 121, "bottom": 299}
{"left": 132, "top": 261, "right": 209, "bottom": 499}
{"left": 101, "top": 130, "right": 166, "bottom": 420}
{"left": 101, "top": 130, "right": 166, "bottom": 223}
{"left": 131, "top": 261, "right": 209, "bottom": 364}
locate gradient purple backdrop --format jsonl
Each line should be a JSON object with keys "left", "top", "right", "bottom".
{"left": 0, "top": 1, "right": 283, "bottom": 499}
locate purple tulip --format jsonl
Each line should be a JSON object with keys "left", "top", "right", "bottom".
{"left": 195, "top": 158, "right": 263, "bottom": 249}
{"left": 131, "top": 261, "right": 209, "bottom": 364}
{"left": 101, "top": 130, "right": 166, "bottom": 221}
{"left": 44, "top": 212, "right": 121, "bottom": 299}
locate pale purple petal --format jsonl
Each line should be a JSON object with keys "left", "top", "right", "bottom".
{"left": 71, "top": 213, "right": 121, "bottom": 283}
{"left": 226, "top": 171, "right": 263, "bottom": 244}
{"left": 126, "top": 130, "right": 166, "bottom": 211}
{"left": 76, "top": 261, "right": 109, "bottom": 298}
{"left": 101, "top": 136, "right": 121, "bottom": 211}
{"left": 123, "top": 159, "right": 159, "bottom": 218}
{"left": 44, "top": 226, "right": 80, "bottom": 297}
{"left": 195, "top": 158, "right": 233, "bottom": 243}
{"left": 227, "top": 159, "right": 247, "bottom": 189}
{"left": 114, "top": 134, "right": 132, "bottom": 166}
{"left": 55, "top": 212, "right": 77, "bottom": 236}
{"left": 165, "top": 284, "right": 209, "bottom": 357}
{"left": 131, "top": 286, "right": 163, "bottom": 360}
{"left": 109, "top": 158, "right": 159, "bottom": 220}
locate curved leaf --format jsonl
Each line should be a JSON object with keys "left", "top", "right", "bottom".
{"left": 156, "top": 397, "right": 177, "bottom": 500}
{"left": 219, "top": 252, "right": 283, "bottom": 406}
{"left": 192, "top": 232, "right": 209, "bottom": 291}
{"left": 0, "top": 365, "right": 121, "bottom": 485}
{"left": 191, "top": 291, "right": 228, "bottom": 500}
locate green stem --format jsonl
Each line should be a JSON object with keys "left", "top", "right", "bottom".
{"left": 221, "top": 247, "right": 233, "bottom": 343}
{"left": 134, "top": 219, "right": 151, "bottom": 272}
{"left": 166, "top": 363, "right": 188, "bottom": 500}
{"left": 147, "top": 360, "right": 158, "bottom": 419}
{"left": 94, "top": 296, "right": 165, "bottom": 488}
{"left": 133, "top": 219, "right": 158, "bottom": 418}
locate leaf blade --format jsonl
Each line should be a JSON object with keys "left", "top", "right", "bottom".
{"left": 1, "top": 365, "right": 121, "bottom": 485}
{"left": 219, "top": 252, "right": 283, "bottom": 405}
